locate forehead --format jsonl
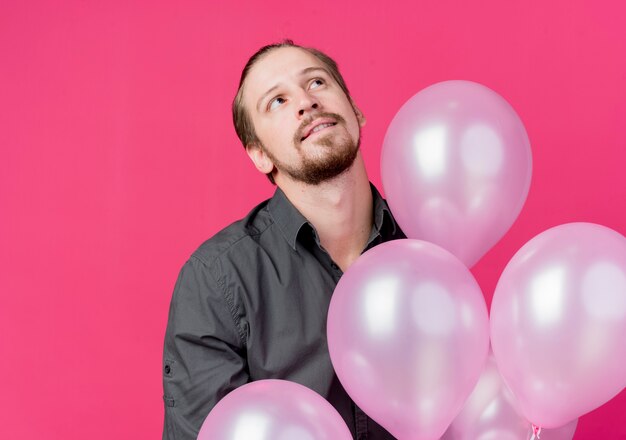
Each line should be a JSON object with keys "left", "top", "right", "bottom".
{"left": 242, "top": 47, "right": 328, "bottom": 110}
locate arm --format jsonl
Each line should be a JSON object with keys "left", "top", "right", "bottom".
{"left": 162, "top": 256, "right": 249, "bottom": 440}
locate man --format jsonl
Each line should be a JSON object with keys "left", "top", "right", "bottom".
{"left": 162, "top": 40, "right": 404, "bottom": 439}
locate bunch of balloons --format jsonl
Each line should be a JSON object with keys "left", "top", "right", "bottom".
{"left": 197, "top": 81, "right": 626, "bottom": 440}
{"left": 326, "top": 80, "right": 625, "bottom": 439}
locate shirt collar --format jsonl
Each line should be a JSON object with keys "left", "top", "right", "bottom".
{"left": 267, "top": 187, "right": 310, "bottom": 250}
{"left": 268, "top": 183, "right": 397, "bottom": 251}
{"left": 370, "top": 182, "right": 397, "bottom": 237}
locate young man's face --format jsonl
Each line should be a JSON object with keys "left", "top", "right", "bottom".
{"left": 242, "top": 46, "right": 365, "bottom": 185}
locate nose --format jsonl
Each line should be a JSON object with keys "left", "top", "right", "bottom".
{"left": 297, "top": 90, "right": 320, "bottom": 117}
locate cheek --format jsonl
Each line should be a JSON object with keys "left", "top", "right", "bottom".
{"left": 346, "top": 113, "right": 362, "bottom": 137}
{"left": 255, "top": 121, "right": 283, "bottom": 147}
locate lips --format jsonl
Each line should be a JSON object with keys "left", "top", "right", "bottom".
{"left": 300, "top": 118, "right": 337, "bottom": 141}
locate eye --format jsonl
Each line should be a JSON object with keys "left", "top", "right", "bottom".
{"left": 309, "top": 78, "right": 324, "bottom": 89}
{"left": 268, "top": 96, "right": 286, "bottom": 111}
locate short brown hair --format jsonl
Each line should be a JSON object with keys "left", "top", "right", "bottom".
{"left": 232, "top": 40, "right": 353, "bottom": 183}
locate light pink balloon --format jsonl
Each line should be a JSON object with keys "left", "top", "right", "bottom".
{"left": 197, "top": 379, "right": 352, "bottom": 440}
{"left": 491, "top": 223, "right": 626, "bottom": 428}
{"left": 381, "top": 80, "right": 532, "bottom": 267}
{"left": 327, "top": 239, "right": 490, "bottom": 440}
{"left": 440, "top": 353, "right": 578, "bottom": 440}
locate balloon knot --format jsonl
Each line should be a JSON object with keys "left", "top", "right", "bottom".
{"left": 530, "top": 424, "right": 542, "bottom": 440}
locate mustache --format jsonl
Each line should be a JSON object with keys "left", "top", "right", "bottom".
{"left": 294, "top": 112, "right": 346, "bottom": 144}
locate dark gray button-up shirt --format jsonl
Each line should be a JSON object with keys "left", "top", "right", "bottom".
{"left": 163, "top": 184, "right": 405, "bottom": 439}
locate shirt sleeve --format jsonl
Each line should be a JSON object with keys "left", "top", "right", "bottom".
{"left": 162, "top": 256, "right": 249, "bottom": 440}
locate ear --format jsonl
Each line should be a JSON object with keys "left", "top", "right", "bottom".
{"left": 351, "top": 101, "right": 366, "bottom": 127}
{"left": 246, "top": 143, "right": 275, "bottom": 175}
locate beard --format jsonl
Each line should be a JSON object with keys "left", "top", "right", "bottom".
{"left": 262, "top": 112, "right": 361, "bottom": 186}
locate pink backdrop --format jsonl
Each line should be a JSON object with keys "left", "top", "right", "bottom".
{"left": 1, "top": 1, "right": 625, "bottom": 438}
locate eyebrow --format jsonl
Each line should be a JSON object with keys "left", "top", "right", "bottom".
{"left": 256, "top": 67, "right": 331, "bottom": 112}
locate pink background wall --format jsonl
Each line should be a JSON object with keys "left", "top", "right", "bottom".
{"left": 1, "top": 1, "right": 625, "bottom": 438}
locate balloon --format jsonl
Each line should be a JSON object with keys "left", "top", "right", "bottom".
{"left": 381, "top": 80, "right": 532, "bottom": 267}
{"left": 490, "top": 223, "right": 626, "bottom": 428}
{"left": 440, "top": 353, "right": 578, "bottom": 440}
{"left": 197, "top": 379, "right": 352, "bottom": 440}
{"left": 327, "top": 239, "right": 490, "bottom": 440}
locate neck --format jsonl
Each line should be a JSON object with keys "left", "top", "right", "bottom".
{"left": 277, "top": 152, "right": 373, "bottom": 271}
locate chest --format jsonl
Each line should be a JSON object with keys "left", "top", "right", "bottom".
{"left": 227, "top": 244, "right": 343, "bottom": 379}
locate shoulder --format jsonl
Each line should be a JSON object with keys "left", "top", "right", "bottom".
{"left": 190, "top": 198, "right": 275, "bottom": 270}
